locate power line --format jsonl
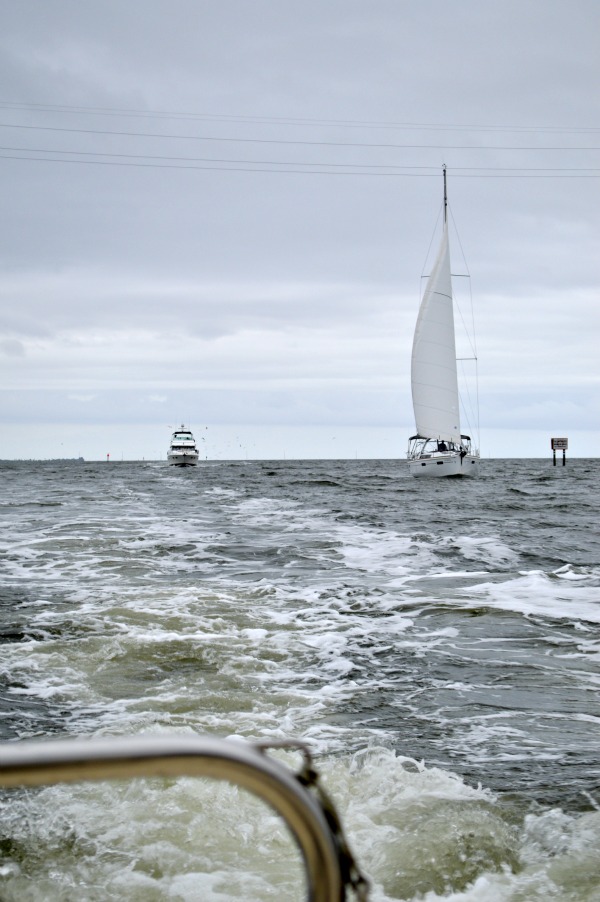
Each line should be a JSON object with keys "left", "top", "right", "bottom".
{"left": 1, "top": 121, "right": 599, "bottom": 152}
{"left": 1, "top": 144, "right": 599, "bottom": 174}
{"left": 0, "top": 143, "right": 445, "bottom": 169}
{"left": 0, "top": 100, "right": 598, "bottom": 136}
{"left": 1, "top": 151, "right": 599, "bottom": 177}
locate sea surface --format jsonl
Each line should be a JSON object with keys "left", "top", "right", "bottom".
{"left": 1, "top": 458, "right": 599, "bottom": 901}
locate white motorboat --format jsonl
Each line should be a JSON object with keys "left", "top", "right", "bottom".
{"left": 167, "top": 425, "right": 199, "bottom": 466}
{"left": 407, "top": 167, "right": 480, "bottom": 478}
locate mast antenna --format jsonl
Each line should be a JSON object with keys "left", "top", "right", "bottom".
{"left": 442, "top": 164, "right": 447, "bottom": 224}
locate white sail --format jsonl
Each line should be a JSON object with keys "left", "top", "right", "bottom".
{"left": 410, "top": 221, "right": 461, "bottom": 444}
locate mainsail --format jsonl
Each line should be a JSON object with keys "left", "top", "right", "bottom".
{"left": 410, "top": 219, "right": 461, "bottom": 444}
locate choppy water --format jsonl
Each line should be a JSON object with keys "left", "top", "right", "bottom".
{"left": 1, "top": 458, "right": 599, "bottom": 901}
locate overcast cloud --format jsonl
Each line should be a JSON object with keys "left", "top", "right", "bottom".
{"left": 1, "top": 0, "right": 598, "bottom": 460}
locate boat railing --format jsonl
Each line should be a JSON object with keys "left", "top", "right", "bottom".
{"left": 407, "top": 436, "right": 470, "bottom": 461}
{"left": 0, "top": 734, "right": 370, "bottom": 901}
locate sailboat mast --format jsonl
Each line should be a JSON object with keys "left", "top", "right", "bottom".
{"left": 442, "top": 164, "right": 447, "bottom": 224}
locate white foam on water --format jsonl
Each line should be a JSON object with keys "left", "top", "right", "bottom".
{"left": 0, "top": 769, "right": 306, "bottom": 901}
{"left": 467, "top": 567, "right": 600, "bottom": 623}
{"left": 3, "top": 462, "right": 600, "bottom": 899}
{"left": 440, "top": 535, "right": 519, "bottom": 567}
{"left": 4, "top": 743, "right": 599, "bottom": 901}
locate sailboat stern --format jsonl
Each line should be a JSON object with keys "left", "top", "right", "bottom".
{"left": 407, "top": 435, "right": 479, "bottom": 478}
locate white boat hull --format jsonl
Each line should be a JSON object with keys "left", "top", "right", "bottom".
{"left": 167, "top": 451, "right": 198, "bottom": 467}
{"left": 408, "top": 453, "right": 479, "bottom": 478}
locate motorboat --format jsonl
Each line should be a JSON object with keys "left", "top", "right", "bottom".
{"left": 167, "top": 425, "right": 199, "bottom": 466}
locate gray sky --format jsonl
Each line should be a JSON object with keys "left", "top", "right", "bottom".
{"left": 1, "top": 0, "right": 598, "bottom": 460}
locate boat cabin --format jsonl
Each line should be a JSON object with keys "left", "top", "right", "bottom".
{"left": 407, "top": 434, "right": 472, "bottom": 460}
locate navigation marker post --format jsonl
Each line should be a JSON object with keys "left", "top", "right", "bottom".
{"left": 551, "top": 437, "right": 568, "bottom": 466}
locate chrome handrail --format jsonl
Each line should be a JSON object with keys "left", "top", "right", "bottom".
{"left": 0, "top": 735, "right": 369, "bottom": 901}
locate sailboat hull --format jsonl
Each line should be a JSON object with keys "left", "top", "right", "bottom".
{"left": 408, "top": 453, "right": 479, "bottom": 478}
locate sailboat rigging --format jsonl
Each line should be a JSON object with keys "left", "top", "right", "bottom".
{"left": 407, "top": 166, "right": 480, "bottom": 477}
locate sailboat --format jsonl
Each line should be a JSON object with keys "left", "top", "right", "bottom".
{"left": 407, "top": 166, "right": 480, "bottom": 477}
